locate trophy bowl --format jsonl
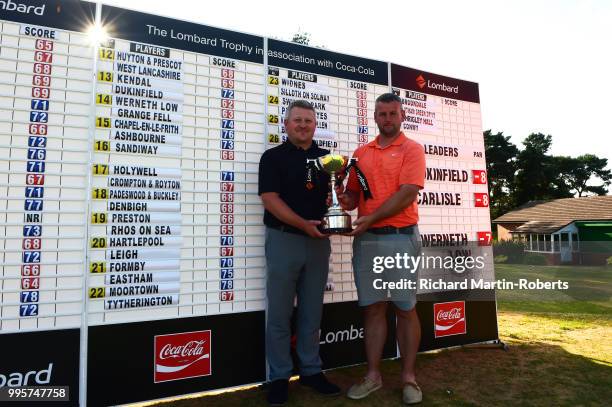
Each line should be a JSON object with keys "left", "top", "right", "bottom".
{"left": 312, "top": 154, "right": 353, "bottom": 234}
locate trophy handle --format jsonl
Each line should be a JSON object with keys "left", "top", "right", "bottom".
{"left": 306, "top": 158, "right": 323, "bottom": 171}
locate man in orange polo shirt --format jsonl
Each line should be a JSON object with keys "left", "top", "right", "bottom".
{"left": 337, "top": 93, "right": 425, "bottom": 404}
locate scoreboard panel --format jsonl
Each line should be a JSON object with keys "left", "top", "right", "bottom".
{"left": 84, "top": 4, "right": 267, "bottom": 325}
{"left": 1, "top": 1, "right": 497, "bottom": 404}
{"left": 0, "top": 0, "right": 95, "bottom": 333}
{"left": 88, "top": 37, "right": 186, "bottom": 321}
{"left": 391, "top": 64, "right": 494, "bottom": 295}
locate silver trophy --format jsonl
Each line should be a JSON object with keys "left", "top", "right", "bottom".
{"left": 308, "top": 154, "right": 353, "bottom": 234}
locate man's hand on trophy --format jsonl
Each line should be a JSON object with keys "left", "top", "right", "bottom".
{"left": 301, "top": 219, "right": 327, "bottom": 239}
{"left": 346, "top": 215, "right": 374, "bottom": 237}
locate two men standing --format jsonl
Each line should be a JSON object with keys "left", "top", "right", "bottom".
{"left": 258, "top": 93, "right": 425, "bottom": 405}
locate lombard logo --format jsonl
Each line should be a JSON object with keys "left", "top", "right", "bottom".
{"left": 417, "top": 73, "right": 459, "bottom": 94}
{"left": 319, "top": 324, "right": 363, "bottom": 345}
{"left": 416, "top": 75, "right": 426, "bottom": 89}
{"left": 434, "top": 301, "right": 466, "bottom": 338}
{"left": 0, "top": 0, "right": 46, "bottom": 16}
{"left": 0, "top": 363, "right": 53, "bottom": 388}
{"left": 154, "top": 330, "right": 211, "bottom": 383}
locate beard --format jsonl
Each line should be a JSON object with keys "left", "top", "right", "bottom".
{"left": 378, "top": 123, "right": 400, "bottom": 137}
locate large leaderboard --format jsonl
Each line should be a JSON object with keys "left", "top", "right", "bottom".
{"left": 0, "top": 1, "right": 497, "bottom": 406}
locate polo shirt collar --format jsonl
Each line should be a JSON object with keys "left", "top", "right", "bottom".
{"left": 283, "top": 139, "right": 320, "bottom": 152}
{"left": 370, "top": 132, "right": 407, "bottom": 149}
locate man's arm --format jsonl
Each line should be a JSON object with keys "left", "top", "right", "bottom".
{"left": 347, "top": 184, "right": 420, "bottom": 236}
{"left": 260, "top": 192, "right": 326, "bottom": 238}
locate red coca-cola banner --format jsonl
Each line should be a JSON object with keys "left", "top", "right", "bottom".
{"left": 434, "top": 301, "right": 466, "bottom": 338}
{"left": 154, "top": 330, "right": 212, "bottom": 383}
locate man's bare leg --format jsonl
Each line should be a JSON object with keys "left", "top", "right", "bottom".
{"left": 363, "top": 302, "right": 388, "bottom": 383}
{"left": 396, "top": 306, "right": 421, "bottom": 384}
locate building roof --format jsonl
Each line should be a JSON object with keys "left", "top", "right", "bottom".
{"left": 512, "top": 221, "right": 571, "bottom": 234}
{"left": 493, "top": 196, "right": 612, "bottom": 234}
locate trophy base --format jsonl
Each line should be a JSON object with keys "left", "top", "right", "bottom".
{"left": 321, "top": 213, "right": 352, "bottom": 234}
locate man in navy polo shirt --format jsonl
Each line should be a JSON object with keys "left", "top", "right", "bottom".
{"left": 258, "top": 100, "right": 340, "bottom": 405}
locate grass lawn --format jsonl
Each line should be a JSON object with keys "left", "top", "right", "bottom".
{"left": 154, "top": 265, "right": 611, "bottom": 407}
{"left": 494, "top": 263, "right": 612, "bottom": 314}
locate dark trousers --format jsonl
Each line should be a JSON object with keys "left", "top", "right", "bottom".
{"left": 265, "top": 227, "right": 331, "bottom": 380}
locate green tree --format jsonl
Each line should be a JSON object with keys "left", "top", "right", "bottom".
{"left": 514, "top": 133, "right": 573, "bottom": 205}
{"left": 483, "top": 130, "right": 519, "bottom": 220}
{"left": 291, "top": 32, "right": 310, "bottom": 45}
{"left": 550, "top": 155, "right": 576, "bottom": 196}
{"left": 555, "top": 154, "right": 611, "bottom": 196}
{"left": 485, "top": 131, "right": 611, "bottom": 219}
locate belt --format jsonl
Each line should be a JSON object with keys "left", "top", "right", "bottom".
{"left": 267, "top": 224, "right": 307, "bottom": 236}
{"left": 367, "top": 225, "right": 416, "bottom": 235}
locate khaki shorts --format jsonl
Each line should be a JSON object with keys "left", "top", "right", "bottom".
{"left": 352, "top": 227, "right": 421, "bottom": 310}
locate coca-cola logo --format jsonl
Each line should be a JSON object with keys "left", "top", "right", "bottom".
{"left": 434, "top": 301, "right": 466, "bottom": 338}
{"left": 437, "top": 308, "right": 462, "bottom": 321}
{"left": 154, "top": 330, "right": 211, "bottom": 383}
{"left": 159, "top": 340, "right": 205, "bottom": 360}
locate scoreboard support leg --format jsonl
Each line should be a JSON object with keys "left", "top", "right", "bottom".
{"left": 461, "top": 339, "right": 509, "bottom": 351}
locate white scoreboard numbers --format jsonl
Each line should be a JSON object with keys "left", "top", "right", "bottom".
{"left": 1, "top": 1, "right": 498, "bottom": 405}
{"left": 0, "top": 0, "right": 94, "bottom": 327}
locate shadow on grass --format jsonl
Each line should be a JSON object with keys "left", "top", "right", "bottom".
{"left": 156, "top": 341, "right": 611, "bottom": 407}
